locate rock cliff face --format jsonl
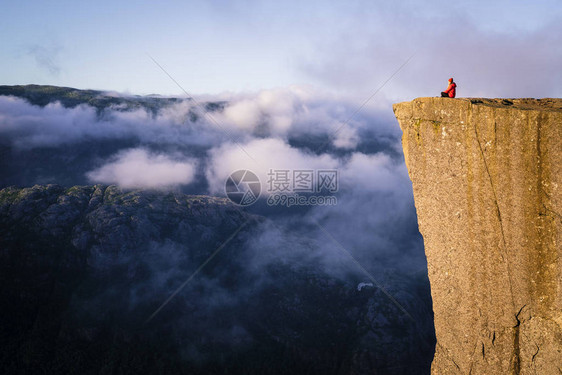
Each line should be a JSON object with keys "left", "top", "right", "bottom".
{"left": 394, "top": 98, "right": 562, "bottom": 374}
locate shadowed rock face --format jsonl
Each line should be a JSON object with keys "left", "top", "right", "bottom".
{"left": 0, "top": 185, "right": 434, "bottom": 374}
{"left": 394, "top": 98, "right": 562, "bottom": 374}
{"left": 0, "top": 185, "right": 257, "bottom": 373}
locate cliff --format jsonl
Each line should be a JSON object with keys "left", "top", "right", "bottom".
{"left": 393, "top": 98, "right": 562, "bottom": 374}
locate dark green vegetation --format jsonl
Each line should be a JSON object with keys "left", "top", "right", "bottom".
{"left": 0, "top": 185, "right": 434, "bottom": 374}
{"left": 0, "top": 84, "right": 227, "bottom": 117}
{"left": 0, "top": 84, "right": 187, "bottom": 114}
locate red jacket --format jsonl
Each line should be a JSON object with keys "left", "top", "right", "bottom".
{"left": 444, "top": 82, "right": 456, "bottom": 98}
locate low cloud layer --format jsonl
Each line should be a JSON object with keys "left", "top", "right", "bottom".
{"left": 87, "top": 148, "right": 196, "bottom": 189}
{"left": 205, "top": 138, "right": 339, "bottom": 195}
{"left": 0, "top": 86, "right": 422, "bottom": 273}
{"left": 0, "top": 87, "right": 405, "bottom": 192}
{"left": 205, "top": 137, "right": 407, "bottom": 196}
{"left": 0, "top": 87, "right": 431, "bottom": 368}
{"left": 0, "top": 87, "right": 399, "bottom": 151}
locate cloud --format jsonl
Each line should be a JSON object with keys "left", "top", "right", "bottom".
{"left": 0, "top": 86, "right": 403, "bottom": 160}
{"left": 205, "top": 137, "right": 339, "bottom": 195}
{"left": 301, "top": 4, "right": 562, "bottom": 99}
{"left": 340, "top": 152, "right": 409, "bottom": 192}
{"left": 210, "top": 86, "right": 397, "bottom": 143}
{"left": 86, "top": 148, "right": 196, "bottom": 189}
{"left": 26, "top": 44, "right": 61, "bottom": 76}
{"left": 0, "top": 97, "right": 99, "bottom": 147}
{"left": 219, "top": 90, "right": 296, "bottom": 135}
{"left": 332, "top": 124, "right": 359, "bottom": 149}
{"left": 210, "top": 87, "right": 305, "bottom": 135}
{"left": 0, "top": 96, "right": 222, "bottom": 149}
{"left": 221, "top": 99, "right": 262, "bottom": 131}
{"left": 0, "top": 84, "right": 433, "bottom": 364}
{"left": 202, "top": 135, "right": 423, "bottom": 277}
{"left": 0, "top": 87, "right": 419, "bottom": 273}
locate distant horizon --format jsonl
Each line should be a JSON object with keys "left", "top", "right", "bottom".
{"left": 2, "top": 83, "right": 561, "bottom": 102}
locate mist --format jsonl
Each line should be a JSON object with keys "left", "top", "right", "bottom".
{"left": 0, "top": 85, "right": 426, "bottom": 272}
{"left": 0, "top": 85, "right": 433, "bottom": 373}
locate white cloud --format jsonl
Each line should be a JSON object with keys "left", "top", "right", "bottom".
{"left": 205, "top": 136, "right": 410, "bottom": 196}
{"left": 222, "top": 99, "right": 262, "bottom": 131}
{"left": 0, "top": 96, "right": 229, "bottom": 149}
{"left": 332, "top": 124, "right": 359, "bottom": 149}
{"left": 86, "top": 148, "right": 196, "bottom": 189}
{"left": 0, "top": 97, "right": 100, "bottom": 147}
{"left": 211, "top": 86, "right": 393, "bottom": 141}
{"left": 0, "top": 87, "right": 401, "bottom": 154}
{"left": 205, "top": 138, "right": 338, "bottom": 194}
{"left": 340, "top": 152, "right": 409, "bottom": 192}
{"left": 0, "top": 85, "right": 427, "bottom": 275}
{"left": 213, "top": 87, "right": 300, "bottom": 134}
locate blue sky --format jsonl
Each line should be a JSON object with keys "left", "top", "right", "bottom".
{"left": 1, "top": 0, "right": 561, "bottom": 98}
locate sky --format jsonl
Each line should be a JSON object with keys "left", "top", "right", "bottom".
{"left": 1, "top": 0, "right": 561, "bottom": 99}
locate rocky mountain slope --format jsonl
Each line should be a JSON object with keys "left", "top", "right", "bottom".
{"left": 0, "top": 185, "right": 254, "bottom": 372}
{"left": 0, "top": 185, "right": 434, "bottom": 374}
{"left": 394, "top": 98, "right": 562, "bottom": 374}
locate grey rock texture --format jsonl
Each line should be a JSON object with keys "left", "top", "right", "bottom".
{"left": 0, "top": 184, "right": 251, "bottom": 255}
{"left": 394, "top": 98, "right": 562, "bottom": 374}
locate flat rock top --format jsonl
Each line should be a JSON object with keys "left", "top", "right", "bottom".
{"left": 395, "top": 97, "right": 562, "bottom": 112}
{"left": 462, "top": 97, "right": 562, "bottom": 111}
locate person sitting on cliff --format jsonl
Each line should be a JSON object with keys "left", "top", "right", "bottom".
{"left": 441, "top": 78, "right": 456, "bottom": 98}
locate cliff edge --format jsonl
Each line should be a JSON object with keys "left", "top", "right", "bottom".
{"left": 393, "top": 98, "right": 562, "bottom": 374}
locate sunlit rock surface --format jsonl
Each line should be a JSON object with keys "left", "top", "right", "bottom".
{"left": 394, "top": 98, "right": 562, "bottom": 374}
